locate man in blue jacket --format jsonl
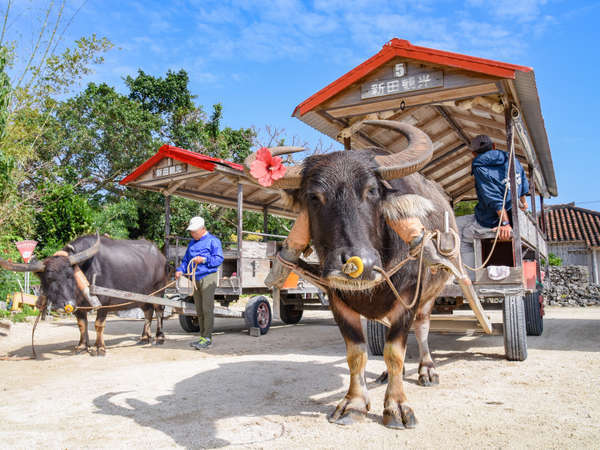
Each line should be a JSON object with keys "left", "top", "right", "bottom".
{"left": 460, "top": 135, "right": 529, "bottom": 276}
{"left": 471, "top": 134, "right": 529, "bottom": 239}
{"left": 175, "top": 216, "right": 224, "bottom": 349}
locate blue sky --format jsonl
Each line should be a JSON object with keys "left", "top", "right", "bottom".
{"left": 5, "top": 0, "right": 600, "bottom": 206}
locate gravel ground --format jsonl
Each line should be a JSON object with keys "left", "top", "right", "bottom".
{"left": 0, "top": 307, "right": 599, "bottom": 449}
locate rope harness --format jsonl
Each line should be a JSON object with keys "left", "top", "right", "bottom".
{"left": 278, "top": 228, "right": 462, "bottom": 310}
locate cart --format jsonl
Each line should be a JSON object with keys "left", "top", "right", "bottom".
{"left": 289, "top": 38, "right": 557, "bottom": 361}
{"left": 119, "top": 146, "right": 327, "bottom": 335}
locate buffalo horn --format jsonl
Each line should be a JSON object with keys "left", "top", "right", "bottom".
{"left": 244, "top": 146, "right": 305, "bottom": 189}
{"left": 0, "top": 258, "right": 45, "bottom": 272}
{"left": 68, "top": 232, "right": 101, "bottom": 266}
{"left": 364, "top": 120, "right": 433, "bottom": 180}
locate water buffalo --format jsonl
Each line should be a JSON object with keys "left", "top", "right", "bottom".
{"left": 246, "top": 120, "right": 458, "bottom": 429}
{"left": 0, "top": 234, "right": 167, "bottom": 356}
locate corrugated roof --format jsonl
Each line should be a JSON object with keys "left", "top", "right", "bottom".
{"left": 544, "top": 204, "right": 600, "bottom": 248}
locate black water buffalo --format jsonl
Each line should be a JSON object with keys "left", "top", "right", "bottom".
{"left": 246, "top": 120, "right": 457, "bottom": 429}
{"left": 0, "top": 234, "right": 167, "bottom": 356}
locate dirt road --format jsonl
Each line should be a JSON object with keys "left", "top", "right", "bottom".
{"left": 1, "top": 307, "right": 599, "bottom": 449}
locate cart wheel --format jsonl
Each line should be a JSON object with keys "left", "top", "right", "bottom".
{"left": 367, "top": 320, "right": 388, "bottom": 356}
{"left": 280, "top": 304, "right": 303, "bottom": 325}
{"left": 178, "top": 314, "right": 200, "bottom": 333}
{"left": 524, "top": 290, "right": 544, "bottom": 336}
{"left": 244, "top": 296, "right": 272, "bottom": 335}
{"left": 503, "top": 294, "right": 528, "bottom": 361}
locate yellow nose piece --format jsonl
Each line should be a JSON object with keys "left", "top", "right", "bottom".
{"left": 64, "top": 304, "right": 74, "bottom": 314}
{"left": 343, "top": 256, "right": 364, "bottom": 278}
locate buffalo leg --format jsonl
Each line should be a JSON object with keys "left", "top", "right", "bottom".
{"left": 139, "top": 305, "right": 153, "bottom": 345}
{"left": 74, "top": 310, "right": 89, "bottom": 353}
{"left": 328, "top": 294, "right": 370, "bottom": 425}
{"left": 93, "top": 310, "right": 108, "bottom": 356}
{"left": 383, "top": 320, "right": 417, "bottom": 429}
{"left": 414, "top": 299, "right": 439, "bottom": 386}
{"left": 154, "top": 305, "right": 165, "bottom": 344}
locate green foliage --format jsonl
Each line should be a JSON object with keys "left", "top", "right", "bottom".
{"left": 91, "top": 198, "right": 138, "bottom": 239}
{"left": 35, "top": 183, "right": 93, "bottom": 255}
{"left": 454, "top": 200, "right": 477, "bottom": 217}
{"left": 0, "top": 304, "right": 39, "bottom": 322}
{"left": 548, "top": 253, "right": 562, "bottom": 267}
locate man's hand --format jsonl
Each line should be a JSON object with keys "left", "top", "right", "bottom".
{"left": 175, "top": 271, "right": 182, "bottom": 280}
{"left": 192, "top": 256, "right": 206, "bottom": 264}
{"left": 494, "top": 224, "right": 513, "bottom": 241}
{"left": 519, "top": 197, "right": 528, "bottom": 211}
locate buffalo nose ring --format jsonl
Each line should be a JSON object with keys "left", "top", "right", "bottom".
{"left": 342, "top": 256, "right": 364, "bottom": 278}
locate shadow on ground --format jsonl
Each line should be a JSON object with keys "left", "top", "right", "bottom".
{"left": 92, "top": 358, "right": 380, "bottom": 448}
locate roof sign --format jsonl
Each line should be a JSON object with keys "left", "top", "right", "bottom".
{"left": 361, "top": 70, "right": 443, "bottom": 99}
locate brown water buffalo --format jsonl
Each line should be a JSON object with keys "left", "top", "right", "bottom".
{"left": 0, "top": 234, "right": 167, "bottom": 356}
{"left": 247, "top": 120, "right": 458, "bottom": 429}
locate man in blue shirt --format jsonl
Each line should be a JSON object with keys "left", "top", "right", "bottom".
{"left": 471, "top": 134, "right": 529, "bottom": 239}
{"left": 460, "top": 135, "right": 529, "bottom": 276}
{"left": 175, "top": 216, "right": 224, "bottom": 349}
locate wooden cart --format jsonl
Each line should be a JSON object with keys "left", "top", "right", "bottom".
{"left": 120, "top": 148, "right": 327, "bottom": 335}
{"left": 289, "top": 38, "right": 557, "bottom": 361}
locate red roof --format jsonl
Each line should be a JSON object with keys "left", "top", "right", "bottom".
{"left": 120, "top": 145, "right": 243, "bottom": 185}
{"left": 544, "top": 204, "right": 600, "bottom": 248}
{"left": 293, "top": 38, "right": 533, "bottom": 117}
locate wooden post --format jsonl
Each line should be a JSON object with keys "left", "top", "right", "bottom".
{"left": 237, "top": 182, "right": 244, "bottom": 293}
{"left": 505, "top": 105, "right": 523, "bottom": 267}
{"left": 529, "top": 174, "right": 542, "bottom": 282}
{"left": 344, "top": 136, "right": 351, "bottom": 150}
{"left": 539, "top": 195, "right": 546, "bottom": 236}
{"left": 164, "top": 195, "right": 171, "bottom": 261}
{"left": 263, "top": 206, "right": 269, "bottom": 236}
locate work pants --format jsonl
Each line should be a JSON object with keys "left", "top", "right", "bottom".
{"left": 192, "top": 271, "right": 218, "bottom": 339}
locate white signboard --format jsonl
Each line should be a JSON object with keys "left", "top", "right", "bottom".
{"left": 361, "top": 71, "right": 443, "bottom": 99}
{"left": 154, "top": 163, "right": 186, "bottom": 178}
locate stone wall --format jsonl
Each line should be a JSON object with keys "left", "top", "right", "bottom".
{"left": 544, "top": 266, "right": 600, "bottom": 306}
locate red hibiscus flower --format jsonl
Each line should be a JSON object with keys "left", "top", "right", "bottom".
{"left": 249, "top": 147, "right": 286, "bottom": 187}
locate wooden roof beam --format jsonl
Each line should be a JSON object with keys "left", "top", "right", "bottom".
{"left": 423, "top": 149, "right": 471, "bottom": 178}
{"left": 422, "top": 143, "right": 467, "bottom": 174}
{"left": 433, "top": 105, "right": 471, "bottom": 145}
{"left": 452, "top": 110, "right": 506, "bottom": 130}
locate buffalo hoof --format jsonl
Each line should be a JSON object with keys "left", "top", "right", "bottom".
{"left": 328, "top": 397, "right": 369, "bottom": 426}
{"left": 89, "top": 347, "right": 98, "bottom": 357}
{"left": 97, "top": 347, "right": 106, "bottom": 357}
{"left": 375, "top": 370, "right": 388, "bottom": 384}
{"left": 417, "top": 364, "right": 439, "bottom": 387}
{"left": 154, "top": 336, "right": 165, "bottom": 345}
{"left": 383, "top": 404, "right": 417, "bottom": 429}
{"left": 418, "top": 373, "right": 439, "bottom": 387}
{"left": 137, "top": 338, "right": 151, "bottom": 346}
{"left": 73, "top": 345, "right": 89, "bottom": 354}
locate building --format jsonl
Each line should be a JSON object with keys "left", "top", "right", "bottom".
{"left": 544, "top": 203, "right": 600, "bottom": 283}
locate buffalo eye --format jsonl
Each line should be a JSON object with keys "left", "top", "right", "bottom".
{"left": 307, "top": 192, "right": 325, "bottom": 206}
{"left": 363, "top": 184, "right": 379, "bottom": 200}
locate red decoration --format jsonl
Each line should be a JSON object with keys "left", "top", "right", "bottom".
{"left": 249, "top": 147, "right": 286, "bottom": 187}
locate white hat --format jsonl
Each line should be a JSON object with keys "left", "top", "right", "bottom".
{"left": 186, "top": 216, "right": 205, "bottom": 231}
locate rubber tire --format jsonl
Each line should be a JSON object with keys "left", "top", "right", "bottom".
{"left": 524, "top": 291, "right": 543, "bottom": 336}
{"left": 244, "top": 296, "right": 272, "bottom": 335}
{"left": 503, "top": 295, "right": 528, "bottom": 361}
{"left": 178, "top": 314, "right": 200, "bottom": 333}
{"left": 280, "top": 304, "right": 303, "bottom": 325}
{"left": 367, "top": 320, "right": 388, "bottom": 356}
